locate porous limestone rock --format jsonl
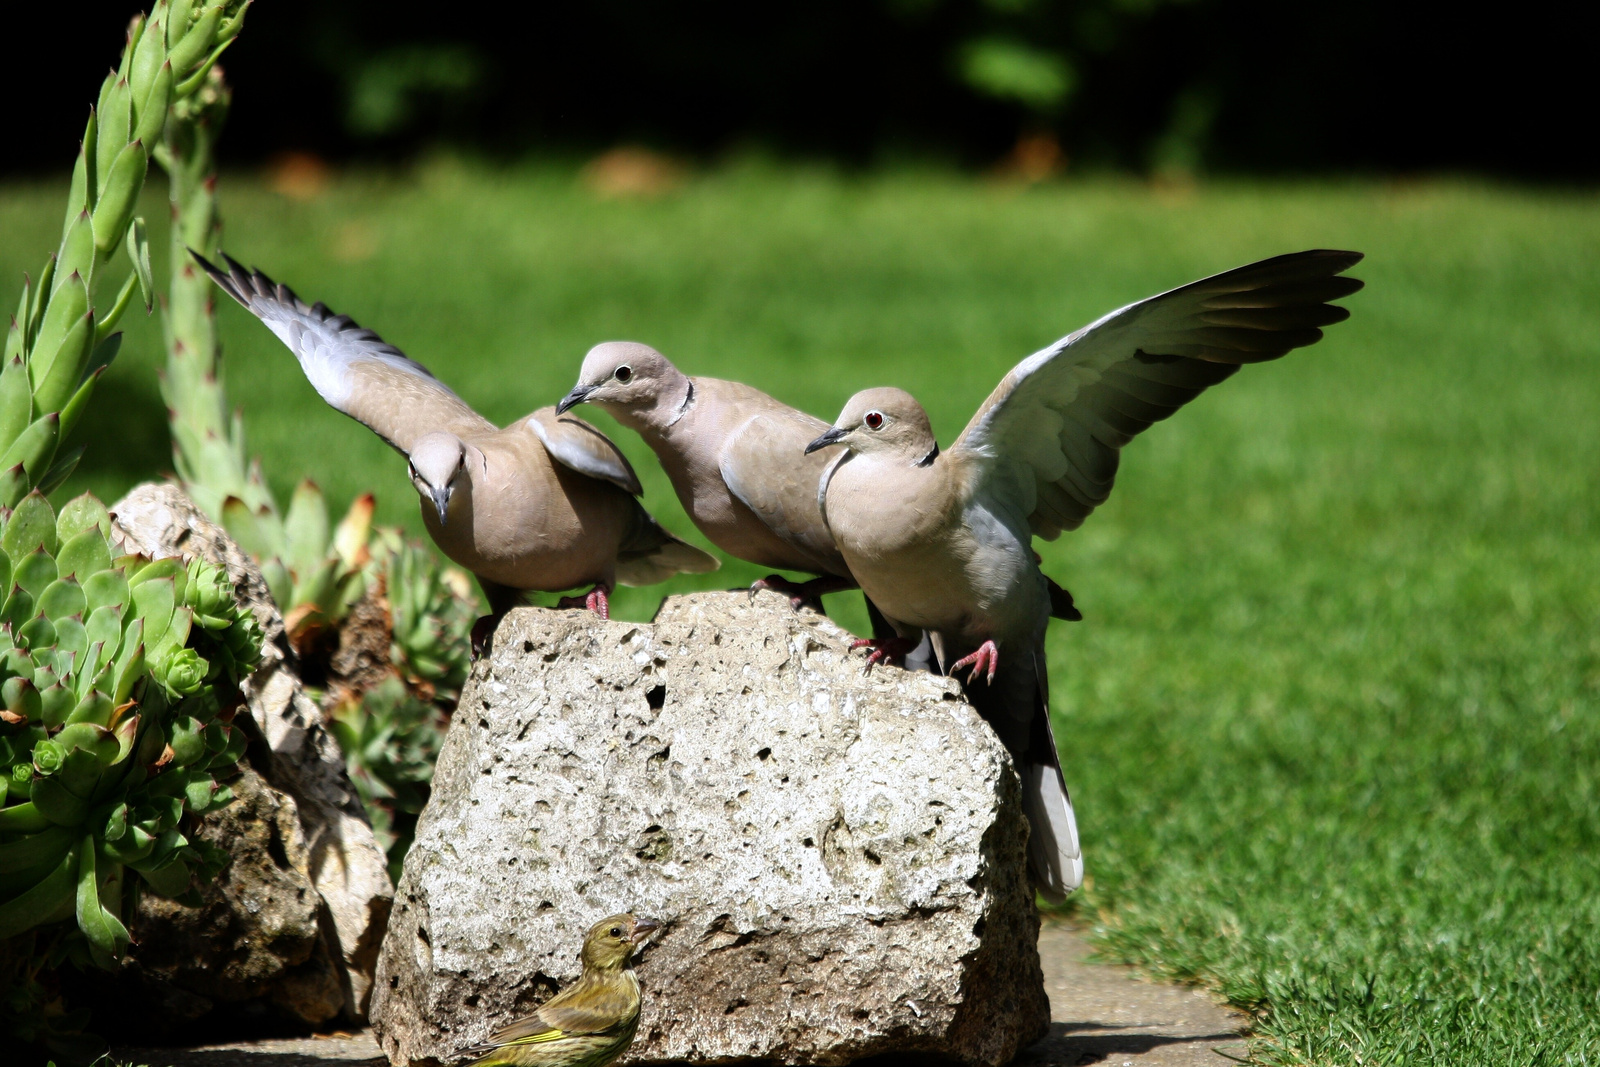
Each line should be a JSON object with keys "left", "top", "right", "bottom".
{"left": 372, "top": 591, "right": 1048, "bottom": 1067}
{"left": 110, "top": 483, "right": 394, "bottom": 1020}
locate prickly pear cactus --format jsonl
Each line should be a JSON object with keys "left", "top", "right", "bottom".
{"left": 0, "top": 490, "right": 262, "bottom": 966}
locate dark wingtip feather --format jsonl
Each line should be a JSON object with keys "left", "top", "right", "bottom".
{"left": 1300, "top": 248, "right": 1364, "bottom": 269}
{"left": 1212, "top": 248, "right": 1366, "bottom": 293}
{"left": 189, "top": 247, "right": 250, "bottom": 309}
{"left": 1293, "top": 249, "right": 1364, "bottom": 293}
{"left": 1046, "top": 576, "right": 1082, "bottom": 621}
{"left": 218, "top": 250, "right": 258, "bottom": 296}
{"left": 192, "top": 250, "right": 314, "bottom": 319}
{"left": 187, "top": 246, "right": 219, "bottom": 274}
{"left": 1276, "top": 248, "right": 1364, "bottom": 275}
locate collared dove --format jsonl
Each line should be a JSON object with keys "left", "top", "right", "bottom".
{"left": 554, "top": 342, "right": 863, "bottom": 609}
{"left": 804, "top": 249, "right": 1364, "bottom": 899}
{"left": 193, "top": 253, "right": 718, "bottom": 640}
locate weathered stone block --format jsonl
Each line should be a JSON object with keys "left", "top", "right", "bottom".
{"left": 373, "top": 591, "right": 1048, "bottom": 1066}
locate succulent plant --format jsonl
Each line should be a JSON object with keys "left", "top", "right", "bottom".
{"left": 370, "top": 529, "right": 474, "bottom": 701}
{"left": 201, "top": 483, "right": 469, "bottom": 877}
{"left": 0, "top": 6, "right": 257, "bottom": 1054}
{"left": 159, "top": 60, "right": 274, "bottom": 524}
{"left": 219, "top": 481, "right": 374, "bottom": 653}
{"left": 326, "top": 676, "right": 444, "bottom": 883}
{"left": 0, "top": 491, "right": 262, "bottom": 967}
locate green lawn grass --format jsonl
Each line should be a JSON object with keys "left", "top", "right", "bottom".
{"left": 3, "top": 164, "right": 1597, "bottom": 1063}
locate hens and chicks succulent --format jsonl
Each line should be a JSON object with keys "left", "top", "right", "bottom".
{"left": 0, "top": 491, "right": 262, "bottom": 965}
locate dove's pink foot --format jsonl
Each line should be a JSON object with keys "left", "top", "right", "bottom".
{"left": 557, "top": 585, "right": 610, "bottom": 619}
{"left": 951, "top": 640, "right": 1000, "bottom": 684}
{"left": 850, "top": 635, "right": 921, "bottom": 671}
{"left": 751, "top": 574, "right": 854, "bottom": 612}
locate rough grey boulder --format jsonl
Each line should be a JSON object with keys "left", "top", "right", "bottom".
{"left": 372, "top": 591, "right": 1049, "bottom": 1067}
{"left": 110, "top": 483, "right": 394, "bottom": 1020}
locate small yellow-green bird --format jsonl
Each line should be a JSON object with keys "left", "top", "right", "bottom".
{"left": 461, "top": 913, "right": 660, "bottom": 1067}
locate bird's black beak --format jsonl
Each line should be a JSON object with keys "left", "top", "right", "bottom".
{"left": 804, "top": 427, "right": 849, "bottom": 455}
{"left": 629, "top": 917, "right": 662, "bottom": 945}
{"left": 555, "top": 384, "right": 594, "bottom": 415}
{"left": 430, "top": 485, "right": 451, "bottom": 526}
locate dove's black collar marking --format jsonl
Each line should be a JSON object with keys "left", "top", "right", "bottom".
{"left": 915, "top": 443, "right": 940, "bottom": 467}
{"left": 668, "top": 379, "right": 696, "bottom": 427}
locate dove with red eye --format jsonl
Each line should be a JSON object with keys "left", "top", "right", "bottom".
{"left": 806, "top": 249, "right": 1365, "bottom": 900}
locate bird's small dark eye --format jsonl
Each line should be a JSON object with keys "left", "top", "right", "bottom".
{"left": 610, "top": 926, "right": 622, "bottom": 938}
{"left": 615, "top": 366, "right": 633, "bottom": 383}
{"left": 864, "top": 411, "right": 884, "bottom": 430}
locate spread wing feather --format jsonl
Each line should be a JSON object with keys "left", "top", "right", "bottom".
{"left": 193, "top": 251, "right": 495, "bottom": 453}
{"left": 952, "top": 249, "right": 1362, "bottom": 538}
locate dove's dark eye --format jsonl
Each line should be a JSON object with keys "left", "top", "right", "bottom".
{"left": 610, "top": 926, "right": 622, "bottom": 938}
{"left": 864, "top": 411, "right": 884, "bottom": 430}
{"left": 615, "top": 366, "right": 633, "bottom": 383}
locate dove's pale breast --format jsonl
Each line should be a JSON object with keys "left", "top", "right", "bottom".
{"left": 823, "top": 453, "right": 1044, "bottom": 641}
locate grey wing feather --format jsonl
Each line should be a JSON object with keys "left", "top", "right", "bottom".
{"left": 193, "top": 250, "right": 495, "bottom": 453}
{"left": 526, "top": 407, "right": 643, "bottom": 495}
{"left": 952, "top": 249, "right": 1362, "bottom": 537}
{"left": 720, "top": 409, "right": 846, "bottom": 575}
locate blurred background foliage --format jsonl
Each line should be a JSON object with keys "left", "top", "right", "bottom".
{"left": 10, "top": 0, "right": 1595, "bottom": 182}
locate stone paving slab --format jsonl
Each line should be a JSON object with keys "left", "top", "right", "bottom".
{"left": 1017, "top": 922, "right": 1248, "bottom": 1066}
{"left": 118, "top": 922, "right": 1248, "bottom": 1067}
{"left": 117, "top": 1033, "right": 386, "bottom": 1067}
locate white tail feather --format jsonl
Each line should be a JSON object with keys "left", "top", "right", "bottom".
{"left": 1023, "top": 761, "right": 1083, "bottom": 900}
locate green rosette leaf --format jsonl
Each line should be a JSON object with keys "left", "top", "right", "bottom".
{"left": 153, "top": 645, "right": 207, "bottom": 698}
{"left": 2, "top": 492, "right": 57, "bottom": 559}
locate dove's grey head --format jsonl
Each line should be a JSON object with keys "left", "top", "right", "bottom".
{"left": 806, "top": 387, "right": 939, "bottom": 464}
{"left": 557, "top": 342, "right": 688, "bottom": 427}
{"left": 408, "top": 431, "right": 469, "bottom": 525}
